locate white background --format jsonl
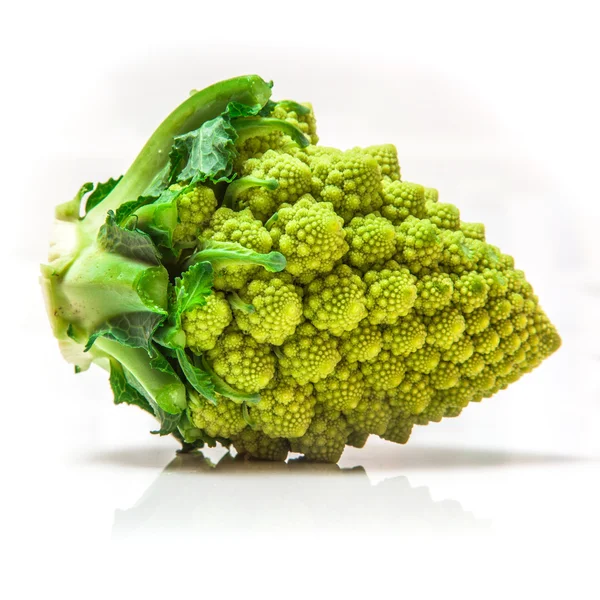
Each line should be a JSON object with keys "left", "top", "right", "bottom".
{"left": 2, "top": 1, "right": 599, "bottom": 597}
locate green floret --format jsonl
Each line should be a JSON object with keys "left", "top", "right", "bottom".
{"left": 495, "top": 355, "right": 516, "bottom": 377}
{"left": 250, "top": 377, "right": 315, "bottom": 438}
{"left": 338, "top": 320, "right": 383, "bottom": 363}
{"left": 481, "top": 268, "right": 509, "bottom": 298}
{"left": 464, "top": 308, "right": 490, "bottom": 335}
{"left": 460, "top": 221, "right": 486, "bottom": 241}
{"left": 303, "top": 264, "right": 367, "bottom": 336}
{"left": 414, "top": 272, "right": 454, "bottom": 315}
{"left": 470, "top": 366, "right": 497, "bottom": 392}
{"left": 171, "top": 183, "right": 217, "bottom": 243}
{"left": 268, "top": 195, "right": 348, "bottom": 282}
{"left": 277, "top": 321, "right": 341, "bottom": 384}
{"left": 442, "top": 336, "right": 475, "bottom": 364}
{"left": 182, "top": 291, "right": 232, "bottom": 352}
{"left": 380, "top": 180, "right": 426, "bottom": 224}
{"left": 472, "top": 327, "right": 500, "bottom": 355}
{"left": 380, "top": 409, "right": 415, "bottom": 444}
{"left": 461, "top": 353, "right": 486, "bottom": 378}
{"left": 207, "top": 326, "right": 276, "bottom": 393}
{"left": 381, "top": 314, "right": 427, "bottom": 356}
{"left": 222, "top": 176, "right": 279, "bottom": 211}
{"left": 486, "top": 343, "right": 505, "bottom": 364}
{"left": 232, "top": 272, "right": 303, "bottom": 345}
{"left": 444, "top": 406, "right": 463, "bottom": 418}
{"left": 417, "top": 380, "right": 476, "bottom": 423}
{"left": 344, "top": 213, "right": 397, "bottom": 269}
{"left": 423, "top": 306, "right": 466, "bottom": 350}
{"left": 466, "top": 239, "right": 502, "bottom": 271}
{"left": 413, "top": 395, "right": 447, "bottom": 424}
{"left": 495, "top": 318, "right": 514, "bottom": 339}
{"left": 237, "top": 149, "right": 313, "bottom": 220}
{"left": 201, "top": 208, "right": 273, "bottom": 290}
{"left": 268, "top": 100, "right": 319, "bottom": 145}
{"left": 233, "top": 116, "right": 310, "bottom": 167}
{"left": 363, "top": 261, "right": 417, "bottom": 324}
{"left": 232, "top": 429, "right": 290, "bottom": 461}
{"left": 488, "top": 297, "right": 512, "bottom": 322}
{"left": 424, "top": 187, "right": 439, "bottom": 203}
{"left": 429, "top": 361, "right": 460, "bottom": 390}
{"left": 189, "top": 394, "right": 246, "bottom": 438}
{"left": 314, "top": 360, "right": 365, "bottom": 412}
{"left": 395, "top": 216, "right": 443, "bottom": 273}
{"left": 438, "top": 229, "right": 475, "bottom": 273}
{"left": 363, "top": 144, "right": 401, "bottom": 181}
{"left": 289, "top": 403, "right": 349, "bottom": 463}
{"left": 346, "top": 430, "right": 370, "bottom": 448}
{"left": 505, "top": 268, "right": 532, "bottom": 296}
{"left": 387, "top": 370, "right": 434, "bottom": 415}
{"left": 404, "top": 345, "right": 441, "bottom": 374}
{"left": 345, "top": 392, "right": 392, "bottom": 436}
{"left": 508, "top": 291, "right": 525, "bottom": 314}
{"left": 360, "top": 350, "right": 405, "bottom": 391}
{"left": 451, "top": 271, "right": 489, "bottom": 313}
{"left": 425, "top": 200, "right": 460, "bottom": 230}
{"left": 308, "top": 147, "right": 383, "bottom": 223}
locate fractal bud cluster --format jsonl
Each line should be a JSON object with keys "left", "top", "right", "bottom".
{"left": 42, "top": 75, "right": 561, "bottom": 463}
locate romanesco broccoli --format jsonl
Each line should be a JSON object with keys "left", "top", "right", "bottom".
{"left": 42, "top": 74, "right": 561, "bottom": 463}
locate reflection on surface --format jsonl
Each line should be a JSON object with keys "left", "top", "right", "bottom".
{"left": 339, "top": 443, "right": 580, "bottom": 471}
{"left": 113, "top": 451, "right": 487, "bottom": 538}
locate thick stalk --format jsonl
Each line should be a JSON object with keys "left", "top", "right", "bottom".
{"left": 56, "top": 244, "right": 168, "bottom": 331}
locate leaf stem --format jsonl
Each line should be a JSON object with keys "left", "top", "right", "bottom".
{"left": 223, "top": 177, "right": 278, "bottom": 209}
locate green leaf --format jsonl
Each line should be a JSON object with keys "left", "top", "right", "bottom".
{"left": 177, "top": 409, "right": 207, "bottom": 446}
{"left": 149, "top": 346, "right": 179, "bottom": 376}
{"left": 85, "top": 176, "right": 123, "bottom": 213}
{"left": 98, "top": 211, "right": 162, "bottom": 266}
{"left": 223, "top": 176, "right": 278, "bottom": 209}
{"left": 189, "top": 240, "right": 286, "bottom": 272}
{"left": 131, "top": 185, "right": 191, "bottom": 251}
{"left": 143, "top": 188, "right": 182, "bottom": 250}
{"left": 226, "top": 101, "right": 264, "bottom": 119}
{"left": 111, "top": 358, "right": 183, "bottom": 435}
{"left": 55, "top": 182, "right": 93, "bottom": 221}
{"left": 233, "top": 117, "right": 309, "bottom": 148}
{"left": 113, "top": 195, "right": 155, "bottom": 226}
{"left": 176, "top": 349, "right": 218, "bottom": 404}
{"left": 172, "top": 115, "right": 238, "bottom": 184}
{"left": 174, "top": 261, "right": 214, "bottom": 316}
{"left": 242, "top": 403, "right": 256, "bottom": 428}
{"left": 123, "top": 367, "right": 183, "bottom": 435}
{"left": 258, "top": 99, "right": 277, "bottom": 117}
{"left": 86, "top": 312, "right": 165, "bottom": 352}
{"left": 264, "top": 212, "right": 279, "bottom": 229}
{"left": 153, "top": 262, "right": 214, "bottom": 350}
{"left": 109, "top": 360, "right": 154, "bottom": 415}
{"left": 227, "top": 292, "right": 255, "bottom": 315}
{"left": 168, "top": 100, "right": 263, "bottom": 185}
{"left": 151, "top": 411, "right": 183, "bottom": 436}
{"left": 275, "top": 100, "right": 311, "bottom": 116}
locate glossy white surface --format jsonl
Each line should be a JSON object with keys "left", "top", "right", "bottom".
{"left": 3, "top": 1, "right": 599, "bottom": 597}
